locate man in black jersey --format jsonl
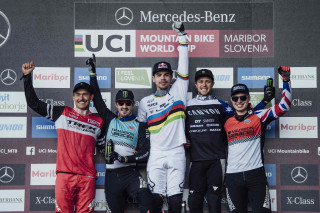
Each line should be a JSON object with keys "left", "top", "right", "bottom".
{"left": 185, "top": 69, "right": 274, "bottom": 213}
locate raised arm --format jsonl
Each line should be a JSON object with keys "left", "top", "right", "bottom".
{"left": 255, "top": 66, "right": 292, "bottom": 123}
{"left": 170, "top": 22, "right": 189, "bottom": 97}
{"left": 22, "top": 61, "right": 64, "bottom": 122}
{"left": 253, "top": 78, "right": 275, "bottom": 111}
{"left": 87, "top": 55, "right": 115, "bottom": 122}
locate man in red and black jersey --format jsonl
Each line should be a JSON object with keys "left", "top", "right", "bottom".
{"left": 22, "top": 61, "right": 104, "bottom": 213}
{"left": 224, "top": 66, "right": 292, "bottom": 212}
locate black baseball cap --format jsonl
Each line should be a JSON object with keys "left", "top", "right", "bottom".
{"left": 115, "top": 89, "right": 134, "bottom": 101}
{"left": 153, "top": 61, "right": 173, "bottom": 75}
{"left": 73, "top": 82, "right": 93, "bottom": 94}
{"left": 231, "top": 84, "right": 249, "bottom": 96}
{"left": 195, "top": 69, "right": 214, "bottom": 81}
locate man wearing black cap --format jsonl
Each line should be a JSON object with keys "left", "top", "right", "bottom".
{"left": 224, "top": 66, "right": 292, "bottom": 212}
{"left": 137, "top": 22, "right": 189, "bottom": 213}
{"left": 185, "top": 69, "right": 273, "bottom": 213}
{"left": 87, "top": 58, "right": 152, "bottom": 213}
{"left": 21, "top": 61, "right": 103, "bottom": 212}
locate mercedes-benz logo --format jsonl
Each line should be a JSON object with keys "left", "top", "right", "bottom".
{"left": 0, "top": 166, "right": 15, "bottom": 183}
{"left": 115, "top": 7, "right": 133, "bottom": 26}
{"left": 1, "top": 69, "right": 17, "bottom": 85}
{"left": 291, "top": 166, "right": 308, "bottom": 183}
{"left": 0, "top": 11, "right": 11, "bottom": 48}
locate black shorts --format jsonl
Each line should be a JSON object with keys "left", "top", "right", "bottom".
{"left": 225, "top": 167, "right": 271, "bottom": 213}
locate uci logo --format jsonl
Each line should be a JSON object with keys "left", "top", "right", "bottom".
{"left": 74, "top": 30, "right": 135, "bottom": 57}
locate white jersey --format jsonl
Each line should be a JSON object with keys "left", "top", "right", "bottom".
{"left": 137, "top": 35, "right": 189, "bottom": 151}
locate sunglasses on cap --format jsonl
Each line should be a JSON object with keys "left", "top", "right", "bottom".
{"left": 117, "top": 100, "right": 133, "bottom": 106}
{"left": 231, "top": 95, "right": 248, "bottom": 102}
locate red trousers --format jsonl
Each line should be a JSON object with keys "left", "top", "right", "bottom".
{"left": 55, "top": 173, "right": 96, "bottom": 213}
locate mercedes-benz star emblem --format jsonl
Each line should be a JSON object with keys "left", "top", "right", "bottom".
{"left": 291, "top": 166, "right": 308, "bottom": 183}
{"left": 0, "top": 11, "right": 11, "bottom": 48}
{"left": 115, "top": 7, "right": 133, "bottom": 26}
{"left": 1, "top": 69, "right": 17, "bottom": 85}
{"left": 0, "top": 166, "right": 15, "bottom": 183}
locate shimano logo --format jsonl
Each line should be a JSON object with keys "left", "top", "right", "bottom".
{"left": 78, "top": 75, "right": 107, "bottom": 81}
{"left": 241, "top": 76, "right": 270, "bottom": 80}
{"left": 36, "top": 125, "right": 56, "bottom": 130}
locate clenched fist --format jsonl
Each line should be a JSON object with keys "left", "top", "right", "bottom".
{"left": 22, "top": 61, "right": 35, "bottom": 75}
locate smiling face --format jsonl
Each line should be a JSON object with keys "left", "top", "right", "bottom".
{"left": 230, "top": 93, "right": 250, "bottom": 115}
{"left": 72, "top": 88, "right": 94, "bottom": 110}
{"left": 152, "top": 71, "right": 173, "bottom": 90}
{"left": 115, "top": 100, "right": 134, "bottom": 118}
{"left": 195, "top": 76, "right": 214, "bottom": 96}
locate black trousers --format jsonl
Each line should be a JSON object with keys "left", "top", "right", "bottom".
{"left": 225, "top": 167, "right": 271, "bottom": 213}
{"left": 104, "top": 166, "right": 153, "bottom": 213}
{"left": 188, "top": 159, "right": 225, "bottom": 213}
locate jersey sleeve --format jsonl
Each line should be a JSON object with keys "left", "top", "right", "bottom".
{"left": 170, "top": 35, "right": 189, "bottom": 101}
{"left": 90, "top": 74, "right": 116, "bottom": 124}
{"left": 125, "top": 122, "right": 150, "bottom": 163}
{"left": 23, "top": 74, "right": 64, "bottom": 122}
{"left": 218, "top": 99, "right": 235, "bottom": 116}
{"left": 255, "top": 81, "right": 292, "bottom": 124}
{"left": 137, "top": 98, "right": 148, "bottom": 123}
{"left": 253, "top": 100, "right": 267, "bottom": 111}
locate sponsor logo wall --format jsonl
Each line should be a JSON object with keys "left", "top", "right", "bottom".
{"left": 30, "top": 189, "right": 55, "bottom": 211}
{"left": 33, "top": 67, "right": 70, "bottom": 88}
{"left": 281, "top": 190, "right": 319, "bottom": 212}
{"left": 0, "top": 190, "right": 25, "bottom": 212}
{"left": 30, "top": 164, "right": 56, "bottom": 185}
{"left": 32, "top": 117, "right": 57, "bottom": 138}
{"left": 74, "top": 67, "right": 111, "bottom": 88}
{"left": 115, "top": 68, "right": 152, "bottom": 88}
{"left": 0, "top": 117, "right": 27, "bottom": 138}
{"left": 279, "top": 117, "right": 318, "bottom": 139}
{"left": 196, "top": 67, "right": 234, "bottom": 88}
{"left": 0, "top": 1, "right": 319, "bottom": 212}
{"left": 0, "top": 92, "right": 27, "bottom": 113}
{"left": 0, "top": 164, "right": 25, "bottom": 185}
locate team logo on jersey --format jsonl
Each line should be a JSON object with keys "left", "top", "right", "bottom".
{"left": 244, "top": 119, "right": 251, "bottom": 124}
